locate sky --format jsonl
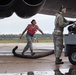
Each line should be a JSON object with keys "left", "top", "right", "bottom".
{"left": 0, "top": 13, "right": 76, "bottom": 34}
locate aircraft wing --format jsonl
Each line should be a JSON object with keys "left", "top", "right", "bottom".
{"left": 0, "top": 0, "right": 76, "bottom": 18}
{"left": 39, "top": 0, "right": 76, "bottom": 18}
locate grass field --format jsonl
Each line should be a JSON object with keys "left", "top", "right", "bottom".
{"left": 0, "top": 39, "right": 53, "bottom": 43}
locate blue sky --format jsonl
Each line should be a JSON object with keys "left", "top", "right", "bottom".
{"left": 0, "top": 13, "right": 76, "bottom": 34}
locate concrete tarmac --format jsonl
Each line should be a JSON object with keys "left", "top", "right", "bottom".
{"left": 0, "top": 43, "right": 75, "bottom": 74}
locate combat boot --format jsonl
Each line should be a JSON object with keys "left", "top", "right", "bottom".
{"left": 22, "top": 51, "right": 25, "bottom": 55}
{"left": 31, "top": 52, "right": 35, "bottom": 56}
{"left": 55, "top": 57, "right": 64, "bottom": 64}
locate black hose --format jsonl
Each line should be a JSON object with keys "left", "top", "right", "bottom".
{"left": 12, "top": 48, "right": 54, "bottom": 59}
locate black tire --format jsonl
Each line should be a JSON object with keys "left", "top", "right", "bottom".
{"left": 68, "top": 50, "right": 76, "bottom": 65}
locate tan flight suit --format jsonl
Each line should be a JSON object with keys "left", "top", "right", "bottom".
{"left": 53, "top": 12, "right": 70, "bottom": 58}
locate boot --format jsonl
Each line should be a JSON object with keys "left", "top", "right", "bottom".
{"left": 55, "top": 57, "right": 64, "bottom": 64}
{"left": 31, "top": 52, "right": 35, "bottom": 56}
{"left": 22, "top": 51, "right": 25, "bottom": 55}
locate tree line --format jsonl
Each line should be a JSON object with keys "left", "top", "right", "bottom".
{"left": 0, "top": 34, "right": 53, "bottom": 39}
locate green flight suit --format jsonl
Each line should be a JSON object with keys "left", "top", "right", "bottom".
{"left": 53, "top": 12, "right": 70, "bottom": 58}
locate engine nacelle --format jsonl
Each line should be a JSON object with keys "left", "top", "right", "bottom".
{"left": 0, "top": 0, "right": 46, "bottom": 19}
{"left": 14, "top": 0, "right": 46, "bottom": 18}
{"left": 0, "top": 0, "right": 15, "bottom": 18}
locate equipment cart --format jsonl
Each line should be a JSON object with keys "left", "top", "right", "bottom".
{"left": 64, "top": 34, "right": 76, "bottom": 65}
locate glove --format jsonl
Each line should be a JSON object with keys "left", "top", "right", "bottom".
{"left": 74, "top": 22, "right": 76, "bottom": 25}
{"left": 69, "top": 21, "right": 74, "bottom": 24}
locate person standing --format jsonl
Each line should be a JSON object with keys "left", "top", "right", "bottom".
{"left": 20, "top": 19, "right": 44, "bottom": 56}
{"left": 53, "top": 6, "right": 74, "bottom": 64}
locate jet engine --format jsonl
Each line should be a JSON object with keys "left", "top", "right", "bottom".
{"left": 0, "top": 0, "right": 15, "bottom": 18}
{"left": 14, "top": 0, "right": 46, "bottom": 18}
{"left": 0, "top": 0, "right": 45, "bottom": 19}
